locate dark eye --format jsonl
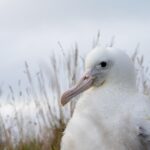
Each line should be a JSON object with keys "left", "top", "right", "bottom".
{"left": 100, "top": 61, "right": 107, "bottom": 68}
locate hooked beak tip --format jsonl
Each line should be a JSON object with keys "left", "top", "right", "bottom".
{"left": 60, "top": 70, "right": 95, "bottom": 106}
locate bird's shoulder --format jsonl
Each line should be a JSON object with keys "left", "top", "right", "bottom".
{"left": 131, "top": 93, "right": 150, "bottom": 113}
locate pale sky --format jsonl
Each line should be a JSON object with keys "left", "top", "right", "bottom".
{"left": 0, "top": 0, "right": 150, "bottom": 91}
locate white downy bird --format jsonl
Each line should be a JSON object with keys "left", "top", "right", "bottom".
{"left": 60, "top": 47, "right": 150, "bottom": 150}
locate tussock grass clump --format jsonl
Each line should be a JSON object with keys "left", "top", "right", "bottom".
{"left": 0, "top": 44, "right": 83, "bottom": 150}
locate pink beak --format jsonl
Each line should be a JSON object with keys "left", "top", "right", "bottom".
{"left": 61, "top": 70, "right": 95, "bottom": 106}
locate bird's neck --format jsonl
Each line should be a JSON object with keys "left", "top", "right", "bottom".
{"left": 75, "top": 82, "right": 137, "bottom": 115}
{"left": 106, "top": 81, "right": 136, "bottom": 91}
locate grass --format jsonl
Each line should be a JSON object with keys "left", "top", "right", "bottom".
{"left": 0, "top": 35, "right": 150, "bottom": 150}
{"left": 0, "top": 43, "right": 83, "bottom": 150}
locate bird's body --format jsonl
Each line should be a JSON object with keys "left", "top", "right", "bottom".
{"left": 61, "top": 47, "right": 150, "bottom": 150}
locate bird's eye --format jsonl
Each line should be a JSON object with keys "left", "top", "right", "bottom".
{"left": 100, "top": 61, "right": 107, "bottom": 68}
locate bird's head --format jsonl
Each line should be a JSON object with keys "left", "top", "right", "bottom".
{"left": 61, "top": 47, "right": 136, "bottom": 106}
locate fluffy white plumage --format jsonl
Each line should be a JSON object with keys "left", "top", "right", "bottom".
{"left": 61, "top": 47, "right": 150, "bottom": 150}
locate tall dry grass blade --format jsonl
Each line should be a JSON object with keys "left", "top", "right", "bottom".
{"left": 92, "top": 31, "right": 101, "bottom": 48}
